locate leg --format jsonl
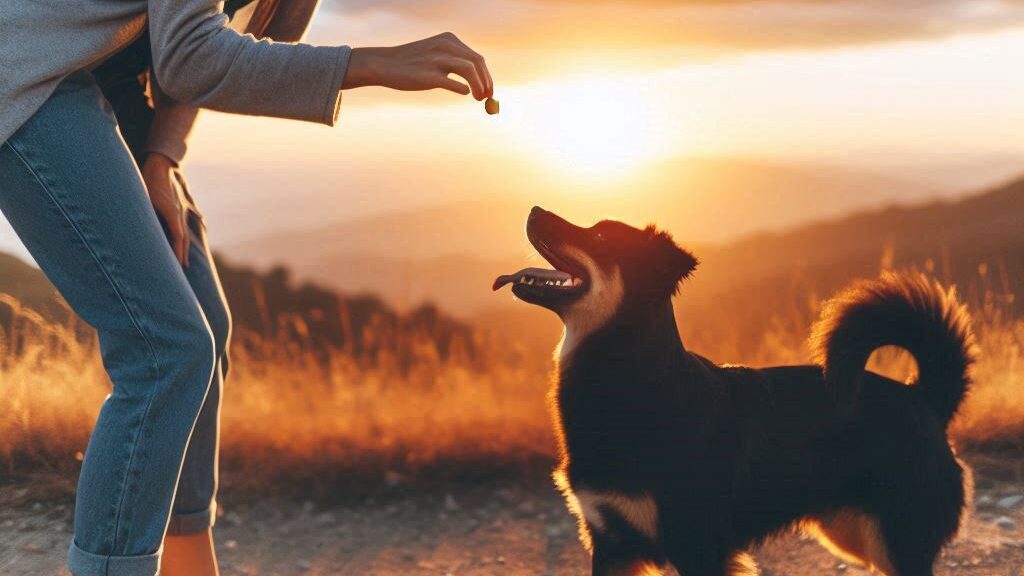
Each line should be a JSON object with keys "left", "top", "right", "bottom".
{"left": 807, "top": 509, "right": 898, "bottom": 575}
{"left": 588, "top": 517, "right": 664, "bottom": 576}
{"left": 0, "top": 72, "right": 216, "bottom": 576}
{"left": 660, "top": 521, "right": 732, "bottom": 576}
{"left": 876, "top": 443, "right": 966, "bottom": 576}
{"left": 878, "top": 506, "right": 948, "bottom": 576}
{"left": 666, "top": 554, "right": 730, "bottom": 576}
{"left": 591, "top": 542, "right": 662, "bottom": 576}
{"left": 663, "top": 539, "right": 732, "bottom": 576}
{"left": 162, "top": 530, "right": 219, "bottom": 576}
{"left": 164, "top": 212, "right": 232, "bottom": 576}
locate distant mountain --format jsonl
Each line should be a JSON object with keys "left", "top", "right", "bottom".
{"left": 228, "top": 157, "right": 942, "bottom": 315}
{"left": 2, "top": 174, "right": 1021, "bottom": 366}
{"left": 674, "top": 176, "right": 1024, "bottom": 356}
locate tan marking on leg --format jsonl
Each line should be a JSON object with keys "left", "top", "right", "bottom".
{"left": 575, "top": 489, "right": 660, "bottom": 541}
{"left": 729, "top": 552, "right": 760, "bottom": 576}
{"left": 553, "top": 469, "right": 594, "bottom": 552}
{"left": 804, "top": 509, "right": 898, "bottom": 575}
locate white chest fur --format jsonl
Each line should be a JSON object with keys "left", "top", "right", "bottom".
{"left": 556, "top": 252, "right": 624, "bottom": 363}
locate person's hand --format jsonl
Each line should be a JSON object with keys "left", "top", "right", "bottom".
{"left": 343, "top": 33, "right": 494, "bottom": 100}
{"left": 141, "top": 152, "right": 196, "bottom": 268}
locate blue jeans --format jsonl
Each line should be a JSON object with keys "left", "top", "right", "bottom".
{"left": 0, "top": 71, "right": 231, "bottom": 576}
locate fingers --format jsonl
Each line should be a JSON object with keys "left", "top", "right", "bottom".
{"left": 181, "top": 214, "right": 190, "bottom": 269}
{"left": 449, "top": 36, "right": 493, "bottom": 98}
{"left": 172, "top": 169, "right": 192, "bottom": 268}
{"left": 169, "top": 215, "right": 189, "bottom": 268}
{"left": 160, "top": 204, "right": 189, "bottom": 268}
{"left": 439, "top": 76, "right": 471, "bottom": 96}
{"left": 161, "top": 215, "right": 184, "bottom": 268}
{"left": 437, "top": 33, "right": 493, "bottom": 99}
{"left": 441, "top": 56, "right": 486, "bottom": 100}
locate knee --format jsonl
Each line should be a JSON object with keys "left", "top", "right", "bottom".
{"left": 205, "top": 301, "right": 232, "bottom": 362}
{"left": 165, "top": 310, "right": 218, "bottom": 392}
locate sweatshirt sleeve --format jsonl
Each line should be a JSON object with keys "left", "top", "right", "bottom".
{"left": 145, "top": 103, "right": 200, "bottom": 165}
{"left": 261, "top": 0, "right": 321, "bottom": 43}
{"left": 148, "top": 0, "right": 350, "bottom": 126}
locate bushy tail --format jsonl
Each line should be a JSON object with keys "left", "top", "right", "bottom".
{"left": 810, "top": 272, "right": 978, "bottom": 426}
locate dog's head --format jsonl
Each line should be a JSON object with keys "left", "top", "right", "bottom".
{"left": 493, "top": 207, "right": 697, "bottom": 349}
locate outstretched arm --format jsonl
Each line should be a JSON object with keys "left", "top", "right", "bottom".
{"left": 148, "top": 0, "right": 493, "bottom": 125}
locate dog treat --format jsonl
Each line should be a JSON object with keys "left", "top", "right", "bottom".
{"left": 485, "top": 97, "right": 500, "bottom": 115}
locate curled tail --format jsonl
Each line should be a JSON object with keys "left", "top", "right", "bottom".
{"left": 810, "top": 272, "right": 978, "bottom": 425}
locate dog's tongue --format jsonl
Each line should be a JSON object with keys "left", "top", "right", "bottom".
{"left": 492, "top": 267, "right": 572, "bottom": 291}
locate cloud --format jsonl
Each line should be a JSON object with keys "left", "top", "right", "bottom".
{"left": 320, "top": 0, "right": 1024, "bottom": 53}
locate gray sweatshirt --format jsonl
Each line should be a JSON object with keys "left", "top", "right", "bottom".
{"left": 0, "top": 0, "right": 351, "bottom": 147}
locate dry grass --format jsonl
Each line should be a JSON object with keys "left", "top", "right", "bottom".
{"left": 1, "top": 273, "right": 1022, "bottom": 496}
{"left": 219, "top": 334, "right": 554, "bottom": 497}
{"left": 0, "top": 323, "right": 555, "bottom": 496}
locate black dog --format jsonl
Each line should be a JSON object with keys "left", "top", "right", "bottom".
{"left": 493, "top": 207, "right": 976, "bottom": 576}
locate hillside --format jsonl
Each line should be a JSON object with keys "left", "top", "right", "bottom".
{"left": 469, "top": 175, "right": 1024, "bottom": 362}
{"left": 225, "top": 157, "right": 941, "bottom": 314}
{"left": 677, "top": 175, "right": 1024, "bottom": 358}
{"left": 1, "top": 174, "right": 1020, "bottom": 364}
{"left": 0, "top": 253, "right": 479, "bottom": 370}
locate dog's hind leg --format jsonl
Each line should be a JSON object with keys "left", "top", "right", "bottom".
{"left": 876, "top": 446, "right": 967, "bottom": 576}
{"left": 805, "top": 509, "right": 898, "bottom": 575}
{"left": 877, "top": 508, "right": 951, "bottom": 576}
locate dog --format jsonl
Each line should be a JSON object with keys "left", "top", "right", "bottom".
{"left": 492, "top": 207, "right": 977, "bottom": 576}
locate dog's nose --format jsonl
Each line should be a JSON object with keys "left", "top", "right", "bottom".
{"left": 530, "top": 206, "right": 547, "bottom": 220}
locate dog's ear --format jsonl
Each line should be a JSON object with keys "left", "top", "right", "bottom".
{"left": 647, "top": 226, "right": 698, "bottom": 293}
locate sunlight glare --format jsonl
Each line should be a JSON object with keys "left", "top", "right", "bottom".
{"left": 501, "top": 76, "right": 675, "bottom": 182}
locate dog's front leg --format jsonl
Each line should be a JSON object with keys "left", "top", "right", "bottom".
{"left": 665, "top": 548, "right": 758, "bottom": 576}
{"left": 591, "top": 542, "right": 662, "bottom": 576}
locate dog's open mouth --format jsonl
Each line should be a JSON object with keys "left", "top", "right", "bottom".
{"left": 492, "top": 237, "right": 588, "bottom": 301}
{"left": 492, "top": 268, "right": 584, "bottom": 292}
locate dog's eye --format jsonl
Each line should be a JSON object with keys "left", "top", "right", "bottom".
{"left": 594, "top": 231, "right": 606, "bottom": 242}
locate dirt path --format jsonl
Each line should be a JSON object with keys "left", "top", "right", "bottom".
{"left": 3, "top": 457, "right": 1024, "bottom": 575}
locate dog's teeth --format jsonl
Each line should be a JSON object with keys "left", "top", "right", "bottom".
{"left": 518, "top": 276, "right": 527, "bottom": 284}
{"left": 527, "top": 278, "right": 534, "bottom": 285}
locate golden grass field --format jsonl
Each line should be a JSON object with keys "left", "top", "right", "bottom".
{"left": 1, "top": 264, "right": 1022, "bottom": 499}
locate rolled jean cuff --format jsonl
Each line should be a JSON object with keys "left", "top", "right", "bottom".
{"left": 166, "top": 501, "right": 217, "bottom": 536}
{"left": 68, "top": 540, "right": 160, "bottom": 576}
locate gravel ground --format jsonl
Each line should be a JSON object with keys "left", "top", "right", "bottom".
{"left": 3, "top": 453, "right": 1023, "bottom": 575}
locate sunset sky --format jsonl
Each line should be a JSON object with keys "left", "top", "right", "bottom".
{"left": 2, "top": 0, "right": 1024, "bottom": 260}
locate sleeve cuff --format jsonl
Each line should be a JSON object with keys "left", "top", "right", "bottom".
{"left": 144, "top": 104, "right": 201, "bottom": 165}
{"left": 322, "top": 45, "right": 352, "bottom": 126}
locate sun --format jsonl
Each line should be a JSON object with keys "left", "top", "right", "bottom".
{"left": 501, "top": 75, "right": 673, "bottom": 182}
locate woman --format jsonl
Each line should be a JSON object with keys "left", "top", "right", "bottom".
{"left": 0, "top": 2, "right": 493, "bottom": 575}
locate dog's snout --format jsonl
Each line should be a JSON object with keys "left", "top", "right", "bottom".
{"left": 530, "top": 206, "right": 548, "bottom": 221}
